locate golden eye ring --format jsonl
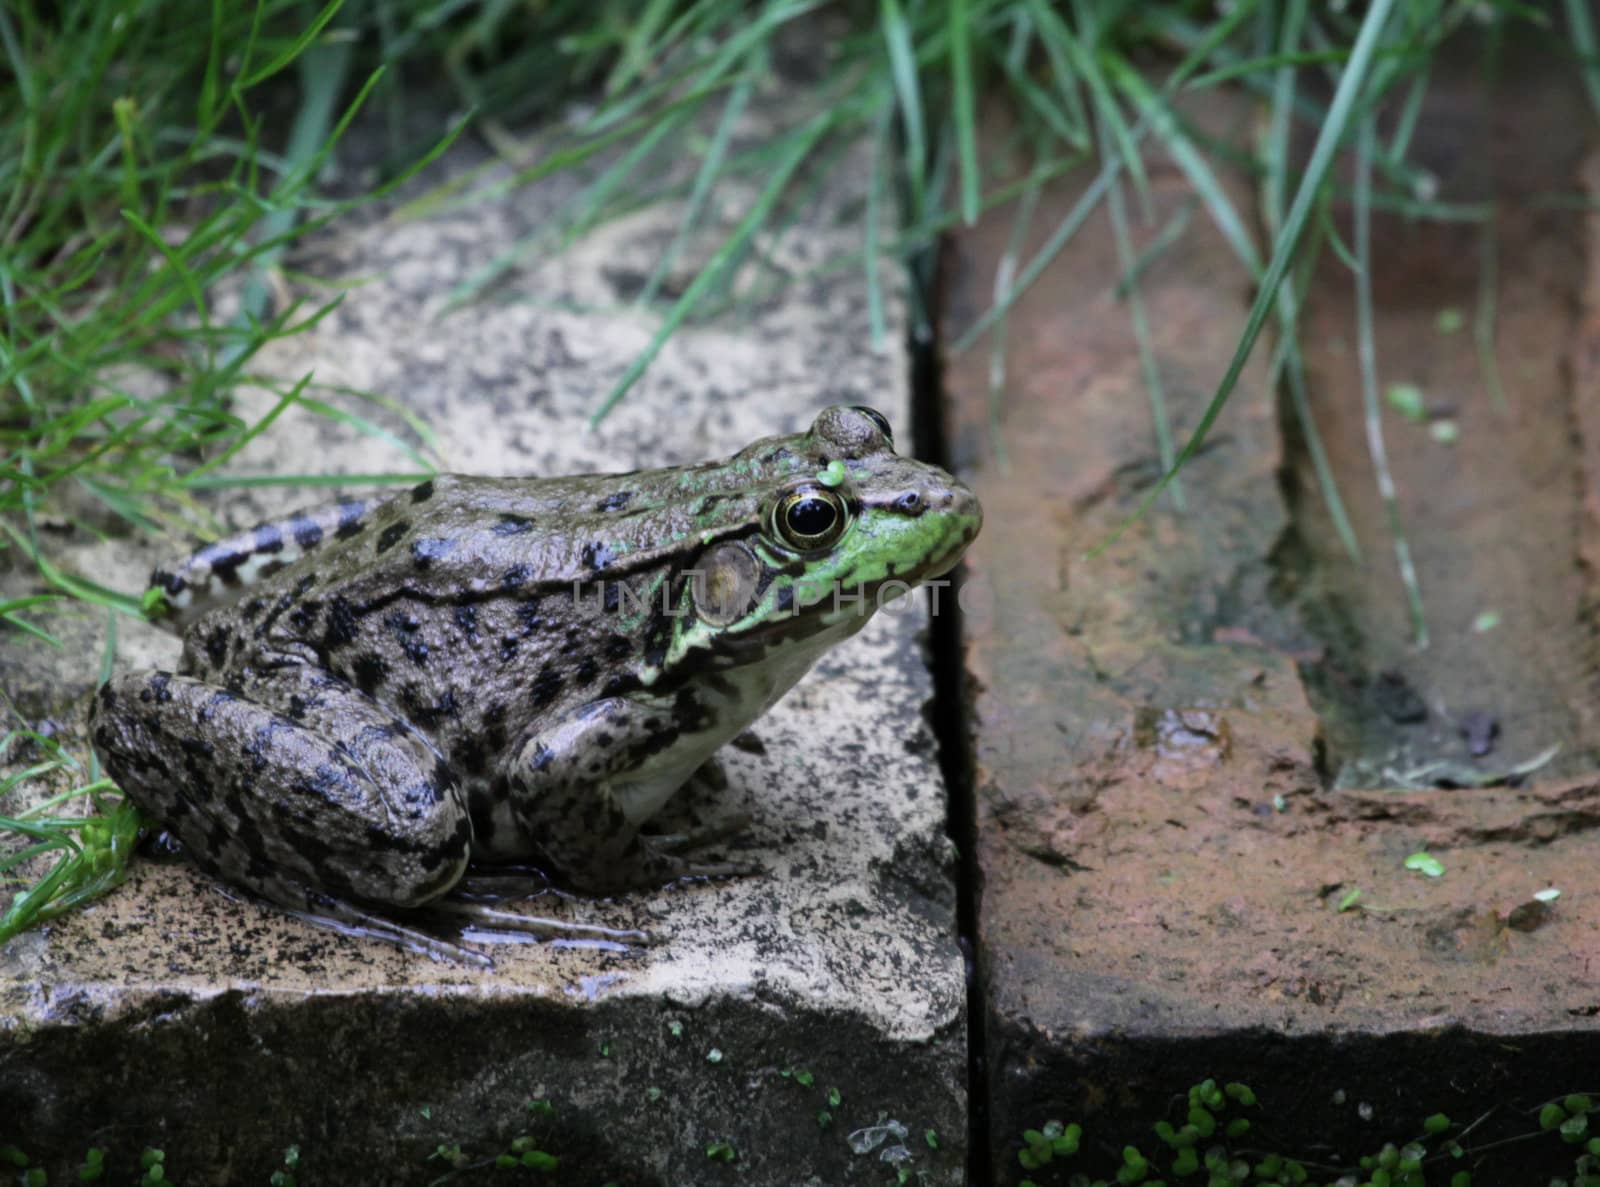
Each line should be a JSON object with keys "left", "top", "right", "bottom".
{"left": 773, "top": 485, "right": 849, "bottom": 551}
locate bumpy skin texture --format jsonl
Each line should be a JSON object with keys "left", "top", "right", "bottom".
{"left": 91, "top": 406, "right": 982, "bottom": 932}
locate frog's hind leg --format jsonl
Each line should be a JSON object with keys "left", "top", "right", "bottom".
{"left": 91, "top": 665, "right": 473, "bottom": 929}
{"left": 150, "top": 494, "right": 389, "bottom": 631}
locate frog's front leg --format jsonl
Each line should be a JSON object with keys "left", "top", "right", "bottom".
{"left": 505, "top": 698, "right": 757, "bottom": 894}
{"left": 91, "top": 663, "right": 474, "bottom": 923}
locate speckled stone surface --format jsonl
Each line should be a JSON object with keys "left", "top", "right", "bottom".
{"left": 0, "top": 89, "right": 965, "bottom": 1183}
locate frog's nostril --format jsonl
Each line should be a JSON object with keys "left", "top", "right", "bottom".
{"left": 893, "top": 491, "right": 923, "bottom": 514}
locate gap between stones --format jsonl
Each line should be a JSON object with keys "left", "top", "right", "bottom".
{"left": 909, "top": 244, "right": 995, "bottom": 1187}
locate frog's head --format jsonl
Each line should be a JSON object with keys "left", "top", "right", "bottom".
{"left": 677, "top": 405, "right": 982, "bottom": 663}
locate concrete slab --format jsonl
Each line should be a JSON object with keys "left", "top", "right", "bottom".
{"left": 944, "top": 78, "right": 1600, "bottom": 1184}
{"left": 0, "top": 89, "right": 965, "bottom": 1184}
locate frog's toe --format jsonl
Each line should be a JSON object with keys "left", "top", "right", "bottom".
{"left": 285, "top": 893, "right": 496, "bottom": 968}
{"left": 669, "top": 857, "right": 765, "bottom": 883}
{"left": 645, "top": 810, "right": 753, "bottom": 853}
{"left": 426, "top": 900, "right": 649, "bottom": 947}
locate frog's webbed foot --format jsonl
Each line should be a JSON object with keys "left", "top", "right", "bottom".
{"left": 279, "top": 892, "right": 495, "bottom": 968}
{"left": 425, "top": 900, "right": 652, "bottom": 947}
{"left": 632, "top": 833, "right": 763, "bottom": 884}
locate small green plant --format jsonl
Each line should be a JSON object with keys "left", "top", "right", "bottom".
{"left": 78, "top": 1145, "right": 107, "bottom": 1182}
{"left": 138, "top": 1147, "right": 169, "bottom": 1186}
{"left": 268, "top": 1143, "right": 299, "bottom": 1187}
{"left": 492, "top": 1136, "right": 558, "bottom": 1172}
{"left": 0, "top": 729, "right": 142, "bottom": 944}
{"left": 1011, "top": 1078, "right": 1600, "bottom": 1187}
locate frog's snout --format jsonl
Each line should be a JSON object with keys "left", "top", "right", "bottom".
{"left": 916, "top": 476, "right": 982, "bottom": 578}
{"left": 932, "top": 479, "right": 981, "bottom": 523}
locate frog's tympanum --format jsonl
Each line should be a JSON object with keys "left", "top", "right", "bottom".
{"left": 91, "top": 406, "right": 981, "bottom": 956}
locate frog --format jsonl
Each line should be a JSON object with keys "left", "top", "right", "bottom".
{"left": 89, "top": 405, "right": 982, "bottom": 958}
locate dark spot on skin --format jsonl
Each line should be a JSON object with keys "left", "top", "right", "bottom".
{"left": 516, "top": 600, "right": 543, "bottom": 634}
{"left": 492, "top": 514, "right": 536, "bottom": 536}
{"left": 761, "top": 447, "right": 794, "bottom": 464}
{"left": 776, "top": 585, "right": 794, "bottom": 613}
{"left": 576, "top": 656, "right": 599, "bottom": 685}
{"left": 530, "top": 743, "right": 553, "bottom": 772}
{"left": 595, "top": 490, "right": 633, "bottom": 513}
{"left": 693, "top": 494, "right": 727, "bottom": 516}
{"left": 294, "top": 573, "right": 317, "bottom": 597}
{"left": 410, "top": 479, "right": 435, "bottom": 503}
{"left": 582, "top": 541, "right": 614, "bottom": 571}
{"left": 454, "top": 604, "right": 479, "bottom": 642}
{"left": 377, "top": 521, "right": 409, "bottom": 554}
{"left": 529, "top": 665, "right": 563, "bottom": 709}
{"left": 291, "top": 514, "right": 324, "bottom": 548}
{"left": 499, "top": 636, "right": 519, "bottom": 662}
{"left": 385, "top": 612, "right": 429, "bottom": 665}
{"left": 323, "top": 596, "right": 359, "bottom": 650}
{"left": 253, "top": 522, "right": 284, "bottom": 554}
{"left": 672, "top": 687, "right": 712, "bottom": 733}
{"left": 605, "top": 635, "right": 633, "bottom": 660}
{"left": 502, "top": 564, "right": 532, "bottom": 591}
{"left": 152, "top": 569, "right": 186, "bottom": 595}
{"left": 204, "top": 626, "right": 230, "bottom": 668}
{"left": 602, "top": 582, "right": 621, "bottom": 612}
{"left": 594, "top": 731, "right": 613, "bottom": 748}
{"left": 287, "top": 696, "right": 308, "bottom": 721}
{"left": 412, "top": 536, "right": 453, "bottom": 568}
{"left": 335, "top": 500, "right": 367, "bottom": 540}
{"left": 351, "top": 653, "right": 389, "bottom": 695}
{"left": 243, "top": 597, "right": 265, "bottom": 620}
{"left": 150, "top": 672, "right": 174, "bottom": 703}
{"left": 289, "top": 600, "right": 321, "bottom": 632}
{"left": 197, "top": 542, "right": 245, "bottom": 586}
{"left": 602, "top": 674, "right": 629, "bottom": 697}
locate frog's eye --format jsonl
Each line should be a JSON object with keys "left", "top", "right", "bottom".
{"left": 850, "top": 405, "right": 894, "bottom": 444}
{"left": 774, "top": 485, "right": 849, "bottom": 551}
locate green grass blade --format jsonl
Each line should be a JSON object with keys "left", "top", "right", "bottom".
{"left": 950, "top": 0, "right": 980, "bottom": 225}
{"left": 1569, "top": 0, "right": 1600, "bottom": 121}
{"left": 1264, "top": 0, "right": 1359, "bottom": 561}
{"left": 589, "top": 111, "right": 834, "bottom": 427}
{"left": 635, "top": 61, "right": 755, "bottom": 310}
{"left": 237, "top": 0, "right": 347, "bottom": 89}
{"left": 179, "top": 371, "right": 315, "bottom": 486}
{"left": 1107, "top": 164, "right": 1183, "bottom": 511}
{"left": 984, "top": 165, "right": 1043, "bottom": 473}
{"left": 880, "top": 0, "right": 928, "bottom": 222}
{"left": 951, "top": 120, "right": 1147, "bottom": 353}
{"left": 1475, "top": 214, "right": 1509, "bottom": 412}
{"left": 1092, "top": 0, "right": 1402, "bottom": 550}
{"left": 1353, "top": 113, "right": 1427, "bottom": 649}
{"left": 1107, "top": 58, "right": 1260, "bottom": 273}
{"left": 865, "top": 92, "right": 892, "bottom": 353}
